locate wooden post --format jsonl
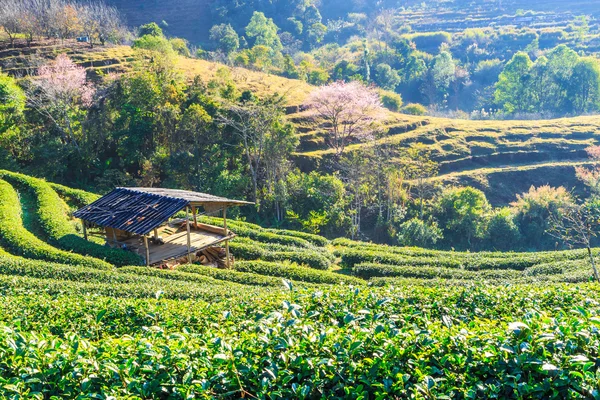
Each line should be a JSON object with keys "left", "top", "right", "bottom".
{"left": 153, "top": 228, "right": 158, "bottom": 240}
{"left": 112, "top": 229, "right": 118, "bottom": 247}
{"left": 82, "top": 220, "right": 88, "bottom": 241}
{"left": 192, "top": 206, "right": 198, "bottom": 229}
{"left": 223, "top": 207, "right": 231, "bottom": 268}
{"left": 186, "top": 206, "right": 192, "bottom": 263}
{"left": 144, "top": 235, "right": 150, "bottom": 267}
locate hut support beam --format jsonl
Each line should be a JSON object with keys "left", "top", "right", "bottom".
{"left": 186, "top": 206, "right": 192, "bottom": 264}
{"left": 81, "top": 220, "right": 88, "bottom": 241}
{"left": 144, "top": 235, "right": 150, "bottom": 267}
{"left": 192, "top": 206, "right": 198, "bottom": 229}
{"left": 223, "top": 207, "right": 230, "bottom": 268}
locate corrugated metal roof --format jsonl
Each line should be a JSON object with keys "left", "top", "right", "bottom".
{"left": 73, "top": 188, "right": 189, "bottom": 235}
{"left": 123, "top": 187, "right": 254, "bottom": 206}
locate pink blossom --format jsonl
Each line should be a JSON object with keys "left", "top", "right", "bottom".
{"left": 306, "top": 81, "right": 385, "bottom": 155}
{"left": 36, "top": 54, "right": 95, "bottom": 107}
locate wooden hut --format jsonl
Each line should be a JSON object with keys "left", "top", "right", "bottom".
{"left": 73, "top": 187, "right": 252, "bottom": 267}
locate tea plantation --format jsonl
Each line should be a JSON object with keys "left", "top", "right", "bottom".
{"left": 1, "top": 169, "right": 600, "bottom": 398}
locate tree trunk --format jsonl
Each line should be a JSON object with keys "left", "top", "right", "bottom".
{"left": 587, "top": 246, "right": 600, "bottom": 283}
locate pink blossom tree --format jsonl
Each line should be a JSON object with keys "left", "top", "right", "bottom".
{"left": 306, "top": 81, "right": 385, "bottom": 156}
{"left": 27, "top": 54, "right": 95, "bottom": 152}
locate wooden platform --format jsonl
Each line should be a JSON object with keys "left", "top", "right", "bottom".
{"left": 120, "top": 225, "right": 232, "bottom": 265}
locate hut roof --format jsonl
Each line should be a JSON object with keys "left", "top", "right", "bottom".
{"left": 73, "top": 187, "right": 251, "bottom": 235}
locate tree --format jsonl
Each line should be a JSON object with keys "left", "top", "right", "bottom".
{"left": 0, "top": 0, "right": 21, "bottom": 47}
{"left": 402, "top": 144, "right": 439, "bottom": 218}
{"left": 54, "top": 2, "right": 80, "bottom": 42}
{"left": 133, "top": 35, "right": 175, "bottom": 57}
{"left": 26, "top": 54, "right": 95, "bottom": 154}
{"left": 570, "top": 58, "right": 600, "bottom": 114}
{"left": 397, "top": 218, "right": 443, "bottom": 247}
{"left": 434, "top": 186, "right": 490, "bottom": 250}
{"left": 486, "top": 208, "right": 522, "bottom": 251}
{"left": 432, "top": 51, "right": 456, "bottom": 91}
{"left": 511, "top": 185, "right": 575, "bottom": 250}
{"left": 374, "top": 63, "right": 401, "bottom": 90}
{"left": 78, "top": 1, "right": 123, "bottom": 47}
{"left": 218, "top": 95, "right": 289, "bottom": 208}
{"left": 138, "top": 22, "right": 163, "bottom": 37}
{"left": 306, "top": 81, "right": 385, "bottom": 156}
{"left": 245, "top": 12, "right": 282, "bottom": 53}
{"left": 494, "top": 52, "right": 533, "bottom": 113}
{"left": 210, "top": 24, "right": 240, "bottom": 55}
{"left": 548, "top": 201, "right": 600, "bottom": 283}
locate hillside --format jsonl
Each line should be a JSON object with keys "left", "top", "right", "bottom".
{"left": 295, "top": 113, "right": 600, "bottom": 204}
{"left": 1, "top": 170, "right": 600, "bottom": 397}
{"left": 103, "top": 0, "right": 600, "bottom": 46}
{"left": 2, "top": 40, "right": 599, "bottom": 205}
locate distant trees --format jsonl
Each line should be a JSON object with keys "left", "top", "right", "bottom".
{"left": 307, "top": 81, "right": 385, "bottom": 156}
{"left": 495, "top": 46, "right": 600, "bottom": 115}
{"left": 0, "top": 0, "right": 125, "bottom": 47}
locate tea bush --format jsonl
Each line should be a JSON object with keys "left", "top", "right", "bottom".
{"left": 0, "top": 170, "right": 143, "bottom": 266}
{"left": 0, "top": 180, "right": 112, "bottom": 270}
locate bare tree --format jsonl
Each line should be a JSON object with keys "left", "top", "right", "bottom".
{"left": 548, "top": 202, "right": 600, "bottom": 283}
{"left": 218, "top": 97, "right": 285, "bottom": 209}
{"left": 402, "top": 143, "right": 440, "bottom": 219}
{"left": 0, "top": 0, "right": 20, "bottom": 47}
{"left": 78, "top": 1, "right": 123, "bottom": 47}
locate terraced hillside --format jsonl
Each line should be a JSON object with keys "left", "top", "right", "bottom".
{"left": 295, "top": 114, "right": 600, "bottom": 204}
{"left": 3, "top": 170, "right": 600, "bottom": 397}
{"left": 3, "top": 41, "right": 599, "bottom": 204}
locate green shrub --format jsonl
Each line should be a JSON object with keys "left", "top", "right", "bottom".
{"left": 0, "top": 170, "right": 143, "bottom": 266}
{"left": 381, "top": 92, "right": 403, "bottom": 111}
{"left": 198, "top": 216, "right": 314, "bottom": 248}
{"left": 0, "top": 255, "right": 247, "bottom": 301}
{"left": 176, "top": 264, "right": 288, "bottom": 287}
{"left": 233, "top": 236, "right": 335, "bottom": 262}
{"left": 229, "top": 241, "right": 331, "bottom": 270}
{"left": 337, "top": 247, "right": 589, "bottom": 271}
{"left": 233, "top": 260, "right": 364, "bottom": 285}
{"left": 406, "top": 31, "right": 452, "bottom": 53}
{"left": 0, "top": 179, "right": 112, "bottom": 270}
{"left": 401, "top": 103, "right": 427, "bottom": 115}
{"left": 353, "top": 263, "right": 523, "bottom": 280}
{"left": 199, "top": 216, "right": 329, "bottom": 247}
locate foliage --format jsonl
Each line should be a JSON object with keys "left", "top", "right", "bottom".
{"left": 401, "top": 103, "right": 427, "bottom": 115}
{"left": 381, "top": 92, "right": 403, "bottom": 111}
{"left": 511, "top": 185, "right": 575, "bottom": 250}
{"left": 396, "top": 217, "right": 443, "bottom": 247}
{"left": 209, "top": 23, "right": 240, "bottom": 55}
{"left": 434, "top": 186, "right": 491, "bottom": 250}
{"left": 138, "top": 22, "right": 163, "bottom": 37}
